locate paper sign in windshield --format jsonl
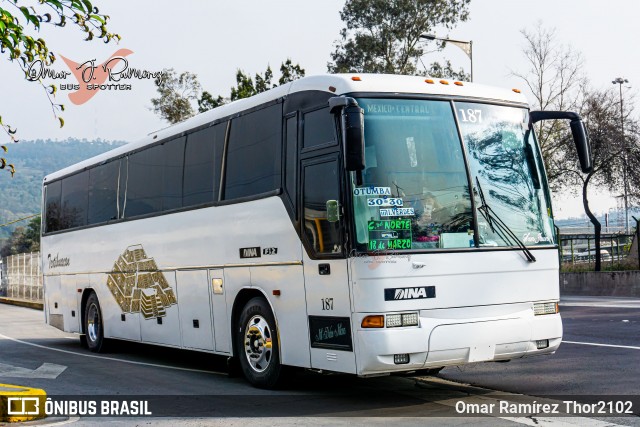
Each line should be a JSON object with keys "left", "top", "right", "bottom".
{"left": 353, "top": 187, "right": 391, "bottom": 196}
{"left": 367, "top": 197, "right": 403, "bottom": 207}
{"left": 380, "top": 207, "right": 415, "bottom": 217}
{"left": 368, "top": 220, "right": 412, "bottom": 250}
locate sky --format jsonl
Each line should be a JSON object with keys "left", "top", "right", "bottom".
{"left": 1, "top": 0, "right": 638, "bottom": 219}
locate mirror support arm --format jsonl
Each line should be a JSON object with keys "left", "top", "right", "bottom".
{"left": 529, "top": 110, "right": 593, "bottom": 174}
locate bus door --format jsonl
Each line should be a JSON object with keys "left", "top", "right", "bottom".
{"left": 301, "top": 154, "right": 356, "bottom": 374}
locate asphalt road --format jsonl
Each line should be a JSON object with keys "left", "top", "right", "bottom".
{"left": 440, "top": 296, "right": 640, "bottom": 396}
{"left": 0, "top": 297, "right": 638, "bottom": 426}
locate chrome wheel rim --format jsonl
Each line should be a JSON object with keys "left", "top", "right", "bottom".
{"left": 87, "top": 303, "right": 100, "bottom": 343}
{"left": 243, "top": 315, "right": 273, "bottom": 373}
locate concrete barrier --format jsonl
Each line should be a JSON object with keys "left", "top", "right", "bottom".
{"left": 560, "top": 271, "right": 640, "bottom": 297}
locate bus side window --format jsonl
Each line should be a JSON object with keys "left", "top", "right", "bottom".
{"left": 302, "top": 107, "right": 336, "bottom": 150}
{"left": 60, "top": 171, "right": 89, "bottom": 229}
{"left": 88, "top": 160, "right": 120, "bottom": 224}
{"left": 284, "top": 113, "right": 298, "bottom": 211}
{"left": 45, "top": 180, "right": 62, "bottom": 232}
{"left": 184, "top": 125, "right": 224, "bottom": 206}
{"left": 162, "top": 136, "right": 186, "bottom": 211}
{"left": 224, "top": 104, "right": 282, "bottom": 200}
{"left": 302, "top": 157, "right": 343, "bottom": 255}
{"left": 125, "top": 145, "right": 164, "bottom": 217}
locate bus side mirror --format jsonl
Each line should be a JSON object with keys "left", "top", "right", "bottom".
{"left": 570, "top": 119, "right": 592, "bottom": 174}
{"left": 326, "top": 200, "right": 340, "bottom": 223}
{"left": 344, "top": 105, "right": 365, "bottom": 172}
{"left": 329, "top": 97, "right": 366, "bottom": 174}
{"left": 530, "top": 110, "right": 593, "bottom": 174}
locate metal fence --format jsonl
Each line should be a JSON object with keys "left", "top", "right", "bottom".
{"left": 559, "top": 234, "right": 634, "bottom": 268}
{"left": 0, "top": 252, "right": 43, "bottom": 302}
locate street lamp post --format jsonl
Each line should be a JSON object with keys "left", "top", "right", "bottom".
{"left": 420, "top": 34, "right": 473, "bottom": 82}
{"left": 612, "top": 77, "right": 630, "bottom": 233}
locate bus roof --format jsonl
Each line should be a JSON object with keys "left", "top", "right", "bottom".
{"left": 44, "top": 74, "right": 528, "bottom": 182}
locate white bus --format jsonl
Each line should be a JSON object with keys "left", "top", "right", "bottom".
{"left": 41, "top": 74, "right": 591, "bottom": 388}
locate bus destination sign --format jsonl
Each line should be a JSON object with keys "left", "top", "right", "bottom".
{"left": 368, "top": 220, "right": 412, "bottom": 250}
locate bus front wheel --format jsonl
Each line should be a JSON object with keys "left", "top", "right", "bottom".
{"left": 236, "top": 297, "right": 285, "bottom": 388}
{"left": 84, "top": 292, "right": 106, "bottom": 353}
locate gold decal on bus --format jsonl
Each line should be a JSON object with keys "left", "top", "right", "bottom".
{"left": 106, "top": 245, "right": 177, "bottom": 319}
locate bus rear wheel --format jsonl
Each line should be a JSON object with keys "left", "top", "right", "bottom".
{"left": 236, "top": 297, "right": 286, "bottom": 388}
{"left": 84, "top": 292, "right": 106, "bottom": 353}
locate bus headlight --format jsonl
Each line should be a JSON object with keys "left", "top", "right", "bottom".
{"left": 533, "top": 302, "right": 559, "bottom": 315}
{"left": 362, "top": 312, "right": 420, "bottom": 328}
{"left": 386, "top": 312, "right": 419, "bottom": 328}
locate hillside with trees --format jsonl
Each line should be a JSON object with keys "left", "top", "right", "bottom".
{"left": 0, "top": 139, "right": 126, "bottom": 241}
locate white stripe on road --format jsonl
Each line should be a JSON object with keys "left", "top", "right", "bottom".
{"left": 560, "top": 303, "right": 640, "bottom": 308}
{"left": 563, "top": 340, "right": 640, "bottom": 350}
{"left": 0, "top": 332, "right": 225, "bottom": 375}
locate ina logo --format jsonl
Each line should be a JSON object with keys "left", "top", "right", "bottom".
{"left": 385, "top": 286, "right": 434, "bottom": 301}
{"left": 239, "top": 247, "right": 261, "bottom": 259}
{"left": 394, "top": 288, "right": 427, "bottom": 300}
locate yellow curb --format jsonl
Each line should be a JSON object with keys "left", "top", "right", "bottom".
{"left": 0, "top": 298, "right": 44, "bottom": 311}
{"left": 0, "top": 383, "right": 47, "bottom": 423}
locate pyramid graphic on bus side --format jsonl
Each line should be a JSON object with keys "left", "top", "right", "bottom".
{"left": 106, "top": 244, "right": 177, "bottom": 319}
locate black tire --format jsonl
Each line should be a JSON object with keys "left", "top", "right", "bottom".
{"left": 235, "top": 297, "right": 286, "bottom": 388}
{"left": 84, "top": 292, "right": 107, "bottom": 353}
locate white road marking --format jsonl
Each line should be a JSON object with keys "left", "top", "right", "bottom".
{"left": 0, "top": 332, "right": 225, "bottom": 375}
{"left": 560, "top": 302, "right": 640, "bottom": 308}
{"left": 563, "top": 340, "right": 640, "bottom": 350}
{"left": 0, "top": 362, "right": 67, "bottom": 379}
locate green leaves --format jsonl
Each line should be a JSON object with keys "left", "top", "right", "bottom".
{"left": 328, "top": 0, "right": 471, "bottom": 75}
{"left": 1, "top": 0, "right": 120, "bottom": 177}
{"left": 0, "top": 157, "right": 16, "bottom": 177}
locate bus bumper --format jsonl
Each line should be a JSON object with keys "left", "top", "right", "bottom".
{"left": 354, "top": 311, "right": 562, "bottom": 376}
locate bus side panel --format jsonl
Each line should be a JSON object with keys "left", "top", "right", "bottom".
{"left": 92, "top": 273, "right": 142, "bottom": 342}
{"left": 249, "top": 265, "right": 310, "bottom": 368}
{"left": 209, "top": 269, "right": 229, "bottom": 354}
{"left": 60, "top": 274, "right": 83, "bottom": 333}
{"left": 178, "top": 269, "right": 215, "bottom": 351}
{"left": 304, "top": 257, "right": 356, "bottom": 374}
{"left": 224, "top": 268, "right": 251, "bottom": 355}
{"left": 139, "top": 271, "right": 181, "bottom": 347}
{"left": 44, "top": 275, "right": 63, "bottom": 330}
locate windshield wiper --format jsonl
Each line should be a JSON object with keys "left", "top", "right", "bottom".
{"left": 475, "top": 177, "right": 536, "bottom": 263}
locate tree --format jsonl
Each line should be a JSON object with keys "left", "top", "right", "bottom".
{"left": 555, "top": 90, "right": 640, "bottom": 271}
{"left": 154, "top": 60, "right": 306, "bottom": 123}
{"left": 227, "top": 60, "right": 306, "bottom": 102}
{"left": 511, "top": 23, "right": 586, "bottom": 190}
{"left": 0, "top": 0, "right": 119, "bottom": 176}
{"left": 279, "top": 58, "right": 305, "bottom": 85}
{"left": 0, "top": 215, "right": 40, "bottom": 256}
{"left": 426, "top": 59, "right": 469, "bottom": 81}
{"left": 197, "top": 92, "right": 225, "bottom": 113}
{"left": 151, "top": 69, "right": 201, "bottom": 124}
{"left": 328, "top": 0, "right": 471, "bottom": 78}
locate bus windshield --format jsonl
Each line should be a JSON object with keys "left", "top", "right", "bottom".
{"left": 351, "top": 98, "right": 554, "bottom": 252}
